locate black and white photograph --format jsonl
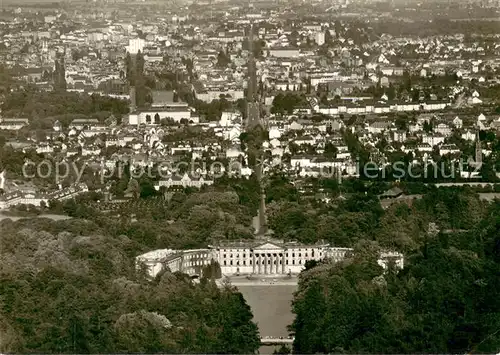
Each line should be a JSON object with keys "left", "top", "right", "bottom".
{"left": 0, "top": 0, "right": 499, "bottom": 353}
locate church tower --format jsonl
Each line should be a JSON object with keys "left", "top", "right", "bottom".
{"left": 53, "top": 52, "right": 67, "bottom": 91}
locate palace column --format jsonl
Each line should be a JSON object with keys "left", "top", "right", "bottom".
{"left": 263, "top": 253, "right": 266, "bottom": 274}
{"left": 258, "top": 253, "right": 262, "bottom": 274}
{"left": 252, "top": 252, "right": 256, "bottom": 274}
{"left": 262, "top": 253, "right": 265, "bottom": 274}
{"left": 282, "top": 250, "right": 286, "bottom": 274}
{"left": 270, "top": 253, "right": 274, "bottom": 275}
{"left": 276, "top": 254, "right": 280, "bottom": 273}
{"left": 268, "top": 254, "right": 271, "bottom": 274}
{"left": 264, "top": 254, "right": 267, "bottom": 274}
{"left": 274, "top": 253, "right": 278, "bottom": 274}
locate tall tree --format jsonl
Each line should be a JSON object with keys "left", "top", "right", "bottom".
{"left": 125, "top": 52, "right": 135, "bottom": 86}
{"left": 135, "top": 51, "right": 147, "bottom": 108}
{"left": 216, "top": 50, "right": 231, "bottom": 68}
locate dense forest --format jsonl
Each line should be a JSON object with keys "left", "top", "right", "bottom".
{"left": 1, "top": 173, "right": 499, "bottom": 353}
{"left": 0, "top": 217, "right": 260, "bottom": 353}
{"left": 290, "top": 197, "right": 500, "bottom": 354}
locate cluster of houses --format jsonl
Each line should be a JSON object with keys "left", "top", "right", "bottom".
{"left": 1, "top": 97, "right": 497, "bottom": 212}
{"left": 0, "top": 1, "right": 499, "bottom": 211}
{"left": 0, "top": 183, "right": 89, "bottom": 210}
{"left": 2, "top": 0, "right": 500, "bottom": 104}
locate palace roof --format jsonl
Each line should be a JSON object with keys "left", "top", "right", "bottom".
{"left": 208, "top": 239, "right": 333, "bottom": 250}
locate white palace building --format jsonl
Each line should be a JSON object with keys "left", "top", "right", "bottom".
{"left": 136, "top": 239, "right": 404, "bottom": 279}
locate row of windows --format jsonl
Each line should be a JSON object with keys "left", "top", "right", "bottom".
{"left": 223, "top": 252, "right": 318, "bottom": 258}
{"left": 167, "top": 259, "right": 208, "bottom": 268}
{"left": 186, "top": 260, "right": 208, "bottom": 267}
{"left": 223, "top": 259, "right": 304, "bottom": 266}
{"left": 222, "top": 248, "right": 317, "bottom": 253}
{"left": 185, "top": 253, "right": 209, "bottom": 260}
